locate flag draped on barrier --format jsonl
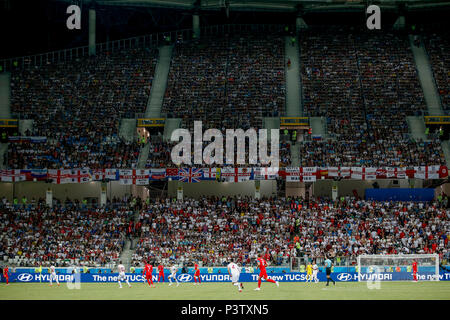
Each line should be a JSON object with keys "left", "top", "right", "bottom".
{"left": 220, "top": 167, "right": 253, "bottom": 182}
{"left": 0, "top": 166, "right": 448, "bottom": 184}
{"left": 178, "top": 168, "right": 203, "bottom": 183}
{"left": 119, "top": 169, "right": 149, "bottom": 185}
{"left": 253, "top": 167, "right": 278, "bottom": 180}
{"left": 202, "top": 168, "right": 219, "bottom": 180}
{"left": 0, "top": 170, "right": 26, "bottom": 182}
{"left": 284, "top": 167, "right": 317, "bottom": 182}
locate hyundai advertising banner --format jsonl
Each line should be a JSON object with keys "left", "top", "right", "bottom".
{"left": 5, "top": 272, "right": 450, "bottom": 283}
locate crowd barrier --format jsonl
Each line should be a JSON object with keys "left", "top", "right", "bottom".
{"left": 1, "top": 165, "right": 448, "bottom": 184}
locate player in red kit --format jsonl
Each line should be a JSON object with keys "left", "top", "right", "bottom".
{"left": 143, "top": 262, "right": 155, "bottom": 287}
{"left": 157, "top": 264, "right": 165, "bottom": 283}
{"left": 193, "top": 263, "right": 201, "bottom": 285}
{"left": 412, "top": 260, "right": 418, "bottom": 282}
{"left": 3, "top": 266, "right": 9, "bottom": 285}
{"left": 254, "top": 255, "right": 279, "bottom": 291}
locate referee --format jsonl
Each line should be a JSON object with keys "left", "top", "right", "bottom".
{"left": 324, "top": 257, "right": 336, "bottom": 286}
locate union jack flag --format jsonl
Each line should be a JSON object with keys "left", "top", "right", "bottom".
{"left": 178, "top": 168, "right": 203, "bottom": 183}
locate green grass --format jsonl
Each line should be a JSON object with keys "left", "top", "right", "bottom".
{"left": 0, "top": 282, "right": 449, "bottom": 300}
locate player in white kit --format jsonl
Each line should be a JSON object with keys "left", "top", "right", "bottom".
{"left": 168, "top": 264, "right": 179, "bottom": 286}
{"left": 49, "top": 265, "right": 60, "bottom": 286}
{"left": 227, "top": 262, "right": 243, "bottom": 292}
{"left": 312, "top": 262, "right": 319, "bottom": 283}
{"left": 117, "top": 261, "right": 131, "bottom": 288}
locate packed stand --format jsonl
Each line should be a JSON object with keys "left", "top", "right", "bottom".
{"left": 423, "top": 29, "right": 450, "bottom": 112}
{"left": 131, "top": 196, "right": 449, "bottom": 267}
{"left": 299, "top": 27, "right": 445, "bottom": 167}
{"left": 357, "top": 32, "right": 426, "bottom": 134}
{"left": 0, "top": 198, "right": 136, "bottom": 267}
{"left": 300, "top": 29, "right": 365, "bottom": 138}
{"left": 8, "top": 48, "right": 157, "bottom": 169}
{"left": 144, "top": 134, "right": 290, "bottom": 168}
{"left": 299, "top": 136, "right": 445, "bottom": 167}
{"left": 162, "top": 34, "right": 285, "bottom": 132}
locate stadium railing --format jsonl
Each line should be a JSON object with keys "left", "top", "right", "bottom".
{"left": 0, "top": 24, "right": 287, "bottom": 73}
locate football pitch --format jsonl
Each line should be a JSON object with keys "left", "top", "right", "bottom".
{"left": 1, "top": 282, "right": 450, "bottom": 300}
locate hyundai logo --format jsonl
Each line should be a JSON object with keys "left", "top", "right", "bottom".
{"left": 177, "top": 274, "right": 193, "bottom": 282}
{"left": 17, "top": 273, "right": 34, "bottom": 282}
{"left": 336, "top": 273, "right": 353, "bottom": 281}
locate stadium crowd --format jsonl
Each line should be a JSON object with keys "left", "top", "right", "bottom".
{"left": 423, "top": 29, "right": 450, "bottom": 112}
{"left": 299, "top": 28, "right": 445, "bottom": 167}
{"left": 130, "top": 196, "right": 450, "bottom": 268}
{"left": 144, "top": 136, "right": 291, "bottom": 168}
{"left": 8, "top": 48, "right": 157, "bottom": 169}
{"left": 3, "top": 29, "right": 448, "bottom": 171}
{"left": 162, "top": 34, "right": 285, "bottom": 132}
{"left": 298, "top": 136, "right": 445, "bottom": 167}
{"left": 0, "top": 199, "right": 136, "bottom": 267}
{"left": 0, "top": 195, "right": 448, "bottom": 269}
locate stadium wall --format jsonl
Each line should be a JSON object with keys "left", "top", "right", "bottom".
{"left": 167, "top": 180, "right": 277, "bottom": 198}
{"left": 313, "top": 179, "right": 423, "bottom": 198}
{"left": 0, "top": 181, "right": 138, "bottom": 202}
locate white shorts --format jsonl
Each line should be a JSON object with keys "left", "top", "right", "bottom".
{"left": 231, "top": 271, "right": 240, "bottom": 283}
{"left": 118, "top": 272, "right": 126, "bottom": 281}
{"left": 169, "top": 272, "right": 176, "bottom": 278}
{"left": 312, "top": 271, "right": 318, "bottom": 278}
{"left": 50, "top": 272, "right": 58, "bottom": 281}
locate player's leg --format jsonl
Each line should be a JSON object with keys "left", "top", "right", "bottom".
{"left": 168, "top": 274, "right": 173, "bottom": 285}
{"left": 5, "top": 276, "right": 9, "bottom": 285}
{"left": 49, "top": 274, "right": 53, "bottom": 286}
{"left": 55, "top": 273, "right": 60, "bottom": 286}
{"left": 238, "top": 274, "right": 243, "bottom": 290}
{"left": 193, "top": 276, "right": 197, "bottom": 285}
{"left": 255, "top": 275, "right": 262, "bottom": 290}
{"left": 264, "top": 274, "right": 278, "bottom": 286}
{"left": 125, "top": 276, "right": 131, "bottom": 287}
{"left": 232, "top": 273, "right": 241, "bottom": 291}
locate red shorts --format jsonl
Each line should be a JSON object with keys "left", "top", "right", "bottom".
{"left": 146, "top": 274, "right": 152, "bottom": 279}
{"left": 194, "top": 271, "right": 200, "bottom": 277}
